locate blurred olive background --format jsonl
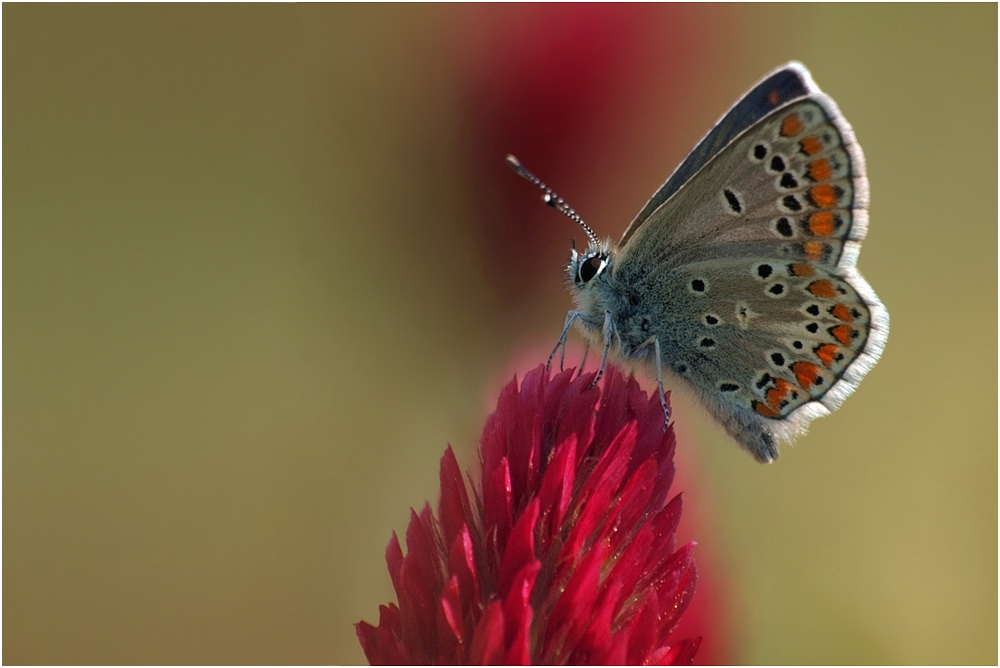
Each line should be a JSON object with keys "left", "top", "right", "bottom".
{"left": 4, "top": 4, "right": 996, "bottom": 665}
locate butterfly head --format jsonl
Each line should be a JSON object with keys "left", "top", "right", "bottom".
{"left": 567, "top": 238, "right": 618, "bottom": 321}
{"left": 568, "top": 239, "right": 613, "bottom": 287}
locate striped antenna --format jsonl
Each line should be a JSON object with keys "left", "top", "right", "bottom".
{"left": 505, "top": 155, "right": 599, "bottom": 247}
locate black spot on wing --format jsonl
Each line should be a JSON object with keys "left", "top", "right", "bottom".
{"left": 724, "top": 189, "right": 743, "bottom": 213}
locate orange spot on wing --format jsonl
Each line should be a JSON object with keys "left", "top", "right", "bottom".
{"left": 800, "top": 136, "right": 823, "bottom": 156}
{"left": 791, "top": 361, "right": 820, "bottom": 389}
{"left": 830, "top": 324, "right": 857, "bottom": 346}
{"left": 754, "top": 401, "right": 780, "bottom": 418}
{"left": 781, "top": 113, "right": 804, "bottom": 137}
{"left": 810, "top": 184, "right": 839, "bottom": 208}
{"left": 766, "top": 378, "right": 795, "bottom": 410}
{"left": 808, "top": 279, "right": 837, "bottom": 298}
{"left": 767, "top": 89, "right": 781, "bottom": 106}
{"left": 790, "top": 263, "right": 815, "bottom": 277}
{"left": 808, "top": 158, "right": 833, "bottom": 181}
{"left": 804, "top": 241, "right": 825, "bottom": 260}
{"left": 814, "top": 344, "right": 840, "bottom": 368}
{"left": 808, "top": 211, "right": 836, "bottom": 236}
{"left": 830, "top": 304, "right": 855, "bottom": 322}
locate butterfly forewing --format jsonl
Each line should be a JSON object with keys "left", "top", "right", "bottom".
{"left": 618, "top": 99, "right": 864, "bottom": 274}
{"left": 620, "top": 63, "right": 817, "bottom": 247}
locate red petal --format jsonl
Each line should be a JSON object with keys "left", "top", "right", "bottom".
{"left": 623, "top": 597, "right": 659, "bottom": 665}
{"left": 570, "top": 577, "right": 626, "bottom": 664}
{"left": 439, "top": 445, "right": 474, "bottom": 550}
{"left": 468, "top": 601, "right": 505, "bottom": 665}
{"left": 543, "top": 368, "right": 598, "bottom": 463}
{"left": 562, "top": 474, "right": 615, "bottom": 565}
{"left": 499, "top": 498, "right": 539, "bottom": 596}
{"left": 447, "top": 526, "right": 481, "bottom": 622}
{"left": 396, "top": 507, "right": 446, "bottom": 658}
{"left": 649, "top": 637, "right": 702, "bottom": 665}
{"left": 501, "top": 561, "right": 540, "bottom": 665}
{"left": 481, "top": 377, "right": 520, "bottom": 480}
{"left": 630, "top": 382, "right": 672, "bottom": 455}
{"left": 610, "top": 496, "right": 684, "bottom": 620}
{"left": 356, "top": 604, "right": 408, "bottom": 665}
{"left": 507, "top": 366, "right": 544, "bottom": 507}
{"left": 385, "top": 532, "right": 404, "bottom": 595}
{"left": 649, "top": 494, "right": 684, "bottom": 561}
{"left": 356, "top": 619, "right": 408, "bottom": 666}
{"left": 655, "top": 544, "right": 698, "bottom": 640}
{"left": 535, "top": 433, "right": 577, "bottom": 549}
{"left": 591, "top": 370, "right": 631, "bottom": 450}
{"left": 380, "top": 602, "right": 402, "bottom": 636}
{"left": 435, "top": 576, "right": 463, "bottom": 662}
{"left": 482, "top": 456, "right": 513, "bottom": 583}
{"left": 646, "top": 435, "right": 678, "bottom": 513}
{"left": 577, "top": 417, "right": 638, "bottom": 507}
{"left": 405, "top": 506, "right": 444, "bottom": 596}
{"left": 606, "top": 524, "right": 656, "bottom": 623}
{"left": 563, "top": 422, "right": 638, "bottom": 557}
{"left": 607, "top": 458, "right": 658, "bottom": 553}
{"left": 543, "top": 536, "right": 610, "bottom": 663}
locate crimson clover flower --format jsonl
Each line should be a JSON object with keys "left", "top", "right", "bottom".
{"left": 356, "top": 365, "right": 701, "bottom": 665}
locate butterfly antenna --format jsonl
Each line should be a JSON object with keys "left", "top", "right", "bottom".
{"left": 505, "top": 154, "right": 599, "bottom": 247}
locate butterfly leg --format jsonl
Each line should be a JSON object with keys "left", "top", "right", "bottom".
{"left": 653, "top": 337, "right": 671, "bottom": 430}
{"left": 575, "top": 340, "right": 590, "bottom": 379}
{"left": 548, "top": 310, "right": 580, "bottom": 371}
{"left": 590, "top": 310, "right": 614, "bottom": 389}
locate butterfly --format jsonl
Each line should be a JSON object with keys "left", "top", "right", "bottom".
{"left": 507, "top": 62, "right": 888, "bottom": 463}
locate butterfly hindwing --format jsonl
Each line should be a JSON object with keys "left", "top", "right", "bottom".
{"left": 640, "top": 256, "right": 875, "bottom": 461}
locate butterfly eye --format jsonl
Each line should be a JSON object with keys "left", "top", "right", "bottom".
{"left": 578, "top": 255, "right": 607, "bottom": 283}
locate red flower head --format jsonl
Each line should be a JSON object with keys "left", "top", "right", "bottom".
{"left": 356, "top": 365, "right": 701, "bottom": 665}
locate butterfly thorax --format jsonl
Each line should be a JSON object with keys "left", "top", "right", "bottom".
{"left": 567, "top": 241, "right": 660, "bottom": 364}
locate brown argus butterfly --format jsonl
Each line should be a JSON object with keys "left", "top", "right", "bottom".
{"left": 508, "top": 62, "right": 888, "bottom": 463}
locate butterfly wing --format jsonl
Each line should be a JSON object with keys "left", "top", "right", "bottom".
{"left": 614, "top": 71, "right": 888, "bottom": 462}
{"left": 619, "top": 62, "right": 817, "bottom": 248}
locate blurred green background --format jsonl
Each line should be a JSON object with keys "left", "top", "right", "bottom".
{"left": 4, "top": 4, "right": 996, "bottom": 664}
